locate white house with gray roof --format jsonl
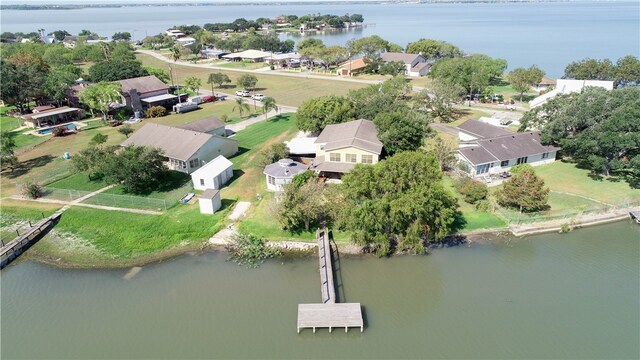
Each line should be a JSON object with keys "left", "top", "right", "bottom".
{"left": 456, "top": 122, "right": 560, "bottom": 178}
{"left": 263, "top": 159, "right": 308, "bottom": 192}
{"left": 380, "top": 52, "right": 431, "bottom": 77}
{"left": 311, "top": 119, "right": 383, "bottom": 178}
{"left": 121, "top": 123, "right": 238, "bottom": 174}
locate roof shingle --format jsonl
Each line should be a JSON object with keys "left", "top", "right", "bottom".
{"left": 315, "top": 119, "right": 383, "bottom": 154}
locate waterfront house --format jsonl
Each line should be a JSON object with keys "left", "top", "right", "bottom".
{"left": 529, "top": 79, "right": 614, "bottom": 108}
{"left": 117, "top": 75, "right": 177, "bottom": 113}
{"left": 311, "top": 119, "right": 383, "bottom": 179}
{"left": 165, "top": 29, "right": 186, "bottom": 38}
{"left": 380, "top": 52, "right": 431, "bottom": 77}
{"left": 456, "top": 123, "right": 560, "bottom": 178}
{"left": 264, "top": 158, "right": 309, "bottom": 192}
{"left": 265, "top": 52, "right": 301, "bottom": 68}
{"left": 176, "top": 37, "right": 196, "bottom": 47}
{"left": 198, "top": 189, "right": 222, "bottom": 214}
{"left": 532, "top": 76, "right": 556, "bottom": 93}
{"left": 191, "top": 155, "right": 234, "bottom": 191}
{"left": 200, "top": 49, "right": 229, "bottom": 59}
{"left": 337, "top": 58, "right": 367, "bottom": 76}
{"left": 179, "top": 116, "right": 227, "bottom": 137}
{"left": 121, "top": 123, "right": 238, "bottom": 174}
{"left": 222, "top": 49, "right": 272, "bottom": 62}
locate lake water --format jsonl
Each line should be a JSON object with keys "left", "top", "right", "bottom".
{"left": 2, "top": 1, "right": 639, "bottom": 76}
{"left": 2, "top": 221, "right": 638, "bottom": 359}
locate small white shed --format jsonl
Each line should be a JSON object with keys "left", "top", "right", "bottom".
{"left": 191, "top": 155, "right": 234, "bottom": 191}
{"left": 199, "top": 189, "right": 221, "bottom": 214}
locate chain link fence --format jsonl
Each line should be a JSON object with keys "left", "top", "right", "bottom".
{"left": 40, "top": 187, "right": 171, "bottom": 211}
{"left": 495, "top": 199, "right": 640, "bottom": 225}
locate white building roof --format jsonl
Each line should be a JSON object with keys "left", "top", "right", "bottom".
{"left": 529, "top": 79, "right": 614, "bottom": 108}
{"left": 191, "top": 155, "right": 233, "bottom": 178}
{"left": 223, "top": 49, "right": 272, "bottom": 60}
{"left": 141, "top": 94, "right": 178, "bottom": 103}
{"left": 176, "top": 37, "right": 196, "bottom": 43}
{"left": 285, "top": 136, "right": 318, "bottom": 155}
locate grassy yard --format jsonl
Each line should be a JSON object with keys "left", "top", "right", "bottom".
{"left": 443, "top": 108, "right": 492, "bottom": 127}
{"left": 223, "top": 113, "right": 299, "bottom": 201}
{"left": 1, "top": 106, "right": 22, "bottom": 132}
{"left": 146, "top": 101, "right": 259, "bottom": 127}
{"left": 442, "top": 176, "right": 507, "bottom": 232}
{"left": 137, "top": 53, "right": 368, "bottom": 107}
{"left": 217, "top": 61, "right": 268, "bottom": 70}
{"left": 238, "top": 192, "right": 351, "bottom": 242}
{"left": 534, "top": 161, "right": 640, "bottom": 205}
{"left": 48, "top": 173, "right": 110, "bottom": 191}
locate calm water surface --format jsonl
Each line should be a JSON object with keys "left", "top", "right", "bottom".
{"left": 1, "top": 221, "right": 639, "bottom": 359}
{"left": 2, "top": 1, "right": 639, "bottom": 76}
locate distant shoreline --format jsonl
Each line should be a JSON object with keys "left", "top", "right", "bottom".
{"left": 0, "top": 0, "right": 612, "bottom": 11}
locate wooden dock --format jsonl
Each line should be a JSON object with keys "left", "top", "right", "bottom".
{"left": 631, "top": 211, "right": 640, "bottom": 224}
{"left": 296, "top": 228, "right": 364, "bottom": 333}
{"left": 0, "top": 211, "right": 62, "bottom": 269}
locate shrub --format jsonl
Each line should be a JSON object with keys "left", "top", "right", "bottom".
{"left": 475, "top": 199, "right": 492, "bottom": 212}
{"left": 145, "top": 106, "right": 167, "bottom": 118}
{"left": 22, "top": 182, "right": 43, "bottom": 199}
{"left": 560, "top": 223, "right": 571, "bottom": 233}
{"left": 226, "top": 232, "right": 281, "bottom": 268}
{"left": 454, "top": 177, "right": 488, "bottom": 204}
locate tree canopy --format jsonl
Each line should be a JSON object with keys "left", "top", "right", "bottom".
{"left": 295, "top": 95, "right": 355, "bottom": 133}
{"left": 520, "top": 87, "right": 640, "bottom": 183}
{"left": 88, "top": 59, "right": 148, "bottom": 82}
{"left": 405, "top": 39, "right": 463, "bottom": 60}
{"left": 236, "top": 74, "right": 258, "bottom": 91}
{"left": 496, "top": 165, "right": 549, "bottom": 212}
{"left": 563, "top": 55, "right": 640, "bottom": 87}
{"left": 429, "top": 54, "right": 508, "bottom": 94}
{"left": 79, "top": 82, "right": 123, "bottom": 120}
{"left": 339, "top": 152, "right": 458, "bottom": 256}
{"left": 505, "top": 65, "right": 545, "bottom": 100}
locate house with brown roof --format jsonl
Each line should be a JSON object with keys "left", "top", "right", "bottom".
{"left": 178, "top": 116, "right": 226, "bottom": 137}
{"left": 457, "top": 129, "right": 560, "bottom": 178}
{"left": 380, "top": 52, "right": 431, "bottom": 77}
{"left": 121, "top": 123, "right": 238, "bottom": 174}
{"left": 117, "top": 75, "right": 177, "bottom": 113}
{"left": 311, "top": 119, "right": 383, "bottom": 178}
{"left": 532, "top": 76, "right": 557, "bottom": 93}
{"left": 337, "top": 58, "right": 367, "bottom": 76}
{"left": 22, "top": 106, "right": 84, "bottom": 128}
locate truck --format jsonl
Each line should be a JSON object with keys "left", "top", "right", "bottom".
{"left": 173, "top": 102, "right": 199, "bottom": 114}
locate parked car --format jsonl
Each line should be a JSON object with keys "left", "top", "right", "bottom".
{"left": 251, "top": 93, "right": 265, "bottom": 101}
{"left": 235, "top": 90, "right": 250, "bottom": 97}
{"left": 202, "top": 95, "right": 215, "bottom": 103}
{"left": 500, "top": 119, "right": 513, "bottom": 125}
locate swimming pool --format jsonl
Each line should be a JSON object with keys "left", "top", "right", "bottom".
{"left": 38, "top": 123, "right": 77, "bottom": 135}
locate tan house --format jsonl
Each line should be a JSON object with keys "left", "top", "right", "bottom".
{"left": 117, "top": 75, "right": 177, "bottom": 113}
{"left": 121, "top": 123, "right": 238, "bottom": 174}
{"left": 337, "top": 58, "right": 367, "bottom": 76}
{"left": 312, "top": 119, "right": 383, "bottom": 178}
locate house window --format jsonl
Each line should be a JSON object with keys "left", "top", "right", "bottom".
{"left": 516, "top": 156, "right": 528, "bottom": 165}
{"left": 345, "top": 154, "right": 357, "bottom": 163}
{"left": 329, "top": 153, "right": 341, "bottom": 162}
{"left": 541, "top": 152, "right": 549, "bottom": 159}
{"left": 189, "top": 158, "right": 199, "bottom": 169}
{"left": 268, "top": 176, "right": 275, "bottom": 185}
{"left": 200, "top": 179, "right": 205, "bottom": 186}
{"left": 361, "top": 155, "right": 373, "bottom": 164}
{"left": 477, "top": 164, "right": 490, "bottom": 174}
{"left": 500, "top": 160, "right": 509, "bottom": 167}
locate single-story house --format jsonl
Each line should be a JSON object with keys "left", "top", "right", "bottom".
{"left": 457, "top": 119, "right": 513, "bottom": 142}
{"left": 200, "top": 49, "right": 229, "bottom": 59}
{"left": 265, "top": 52, "right": 301, "bottom": 68}
{"left": 65, "top": 81, "right": 92, "bottom": 107}
{"left": 117, "top": 75, "right": 177, "bottom": 113}
{"left": 191, "top": 155, "right": 234, "bottom": 191}
{"left": 457, "top": 131, "right": 560, "bottom": 178}
{"left": 165, "top": 29, "right": 186, "bottom": 38}
{"left": 198, "top": 189, "right": 221, "bottom": 214}
{"left": 532, "top": 76, "right": 556, "bottom": 93}
{"left": 380, "top": 52, "right": 431, "bottom": 77}
{"left": 179, "top": 116, "right": 226, "bottom": 137}
{"left": 337, "top": 58, "right": 367, "bottom": 76}
{"left": 312, "top": 119, "right": 383, "bottom": 178}
{"left": 22, "top": 106, "right": 83, "bottom": 128}
{"left": 62, "top": 35, "right": 78, "bottom": 48}
{"left": 264, "top": 158, "right": 308, "bottom": 192}
{"left": 176, "top": 37, "right": 196, "bottom": 47}
{"left": 121, "top": 123, "right": 238, "bottom": 174}
{"left": 222, "top": 49, "right": 272, "bottom": 62}
{"left": 529, "top": 79, "right": 614, "bottom": 108}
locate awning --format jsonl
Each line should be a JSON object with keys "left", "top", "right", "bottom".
{"left": 141, "top": 94, "right": 178, "bottom": 103}
{"left": 29, "top": 107, "right": 80, "bottom": 119}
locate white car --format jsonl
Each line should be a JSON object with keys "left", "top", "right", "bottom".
{"left": 235, "top": 90, "right": 250, "bottom": 97}
{"left": 251, "top": 93, "right": 265, "bottom": 101}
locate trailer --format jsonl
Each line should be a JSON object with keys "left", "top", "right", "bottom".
{"left": 173, "top": 102, "right": 199, "bottom": 114}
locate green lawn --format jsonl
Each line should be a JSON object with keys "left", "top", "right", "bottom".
{"left": 239, "top": 192, "right": 351, "bottom": 242}
{"left": 48, "top": 173, "right": 110, "bottom": 191}
{"left": 224, "top": 113, "right": 299, "bottom": 200}
{"left": 137, "top": 53, "right": 369, "bottom": 107}
{"left": 104, "top": 170, "right": 194, "bottom": 204}
{"left": 217, "top": 61, "right": 268, "bottom": 70}
{"left": 442, "top": 176, "right": 507, "bottom": 232}
{"left": 146, "top": 101, "right": 259, "bottom": 127}
{"left": 534, "top": 161, "right": 640, "bottom": 205}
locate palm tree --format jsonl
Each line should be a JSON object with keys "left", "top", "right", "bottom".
{"left": 233, "top": 97, "right": 250, "bottom": 118}
{"left": 261, "top": 97, "right": 278, "bottom": 120}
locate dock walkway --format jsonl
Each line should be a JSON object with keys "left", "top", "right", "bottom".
{"left": 1, "top": 211, "right": 62, "bottom": 269}
{"left": 296, "top": 228, "right": 364, "bottom": 333}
